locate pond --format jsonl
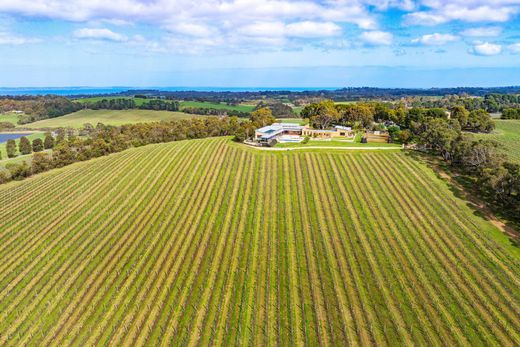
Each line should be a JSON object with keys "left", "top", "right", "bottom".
{"left": 0, "top": 133, "right": 32, "bottom": 143}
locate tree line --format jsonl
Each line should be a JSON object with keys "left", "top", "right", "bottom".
{"left": 82, "top": 98, "right": 180, "bottom": 111}
{"left": 0, "top": 115, "right": 261, "bottom": 184}
{"left": 181, "top": 107, "right": 250, "bottom": 118}
{"left": 0, "top": 96, "right": 82, "bottom": 124}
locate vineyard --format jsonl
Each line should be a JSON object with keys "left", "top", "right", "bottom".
{"left": 0, "top": 137, "right": 518, "bottom": 345}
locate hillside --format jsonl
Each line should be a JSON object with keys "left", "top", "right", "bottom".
{"left": 23, "top": 109, "right": 200, "bottom": 129}
{"left": 0, "top": 138, "right": 518, "bottom": 345}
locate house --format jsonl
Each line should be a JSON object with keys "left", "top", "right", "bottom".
{"left": 255, "top": 123, "right": 305, "bottom": 143}
{"left": 255, "top": 123, "right": 354, "bottom": 143}
{"left": 303, "top": 125, "right": 354, "bottom": 139}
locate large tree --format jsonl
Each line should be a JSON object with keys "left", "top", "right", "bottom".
{"left": 32, "top": 138, "right": 44, "bottom": 152}
{"left": 250, "top": 107, "right": 276, "bottom": 128}
{"left": 19, "top": 136, "right": 32, "bottom": 155}
{"left": 44, "top": 133, "right": 55, "bottom": 149}
{"left": 301, "top": 100, "right": 340, "bottom": 129}
{"left": 6, "top": 139, "right": 17, "bottom": 158}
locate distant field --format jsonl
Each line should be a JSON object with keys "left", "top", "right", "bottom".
{"left": 23, "top": 109, "right": 201, "bottom": 129}
{"left": 476, "top": 120, "right": 520, "bottom": 163}
{"left": 276, "top": 118, "right": 306, "bottom": 125}
{"left": 0, "top": 113, "right": 21, "bottom": 125}
{"left": 180, "top": 101, "right": 255, "bottom": 112}
{"left": 0, "top": 137, "right": 517, "bottom": 345}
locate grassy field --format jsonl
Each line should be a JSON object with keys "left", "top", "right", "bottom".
{"left": 74, "top": 96, "right": 151, "bottom": 106}
{"left": 179, "top": 101, "right": 255, "bottom": 112}
{"left": 276, "top": 117, "right": 306, "bottom": 125}
{"left": 0, "top": 113, "right": 21, "bottom": 125}
{"left": 0, "top": 137, "right": 518, "bottom": 345}
{"left": 23, "top": 109, "right": 201, "bottom": 129}
{"left": 476, "top": 120, "right": 520, "bottom": 163}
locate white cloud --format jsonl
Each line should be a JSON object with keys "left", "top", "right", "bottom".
{"left": 0, "top": 31, "right": 39, "bottom": 45}
{"left": 509, "top": 43, "right": 520, "bottom": 53}
{"left": 166, "top": 22, "right": 216, "bottom": 38}
{"left": 361, "top": 30, "right": 393, "bottom": 45}
{"left": 469, "top": 41, "right": 502, "bottom": 55}
{"left": 73, "top": 28, "right": 128, "bottom": 42}
{"left": 461, "top": 26, "right": 502, "bottom": 37}
{"left": 412, "top": 33, "right": 458, "bottom": 45}
{"left": 405, "top": 1, "right": 520, "bottom": 25}
{"left": 285, "top": 21, "right": 342, "bottom": 38}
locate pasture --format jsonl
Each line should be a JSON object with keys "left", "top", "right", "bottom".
{"left": 179, "top": 101, "right": 255, "bottom": 112}
{"left": 0, "top": 113, "right": 20, "bottom": 126}
{"left": 23, "top": 109, "right": 201, "bottom": 129}
{"left": 476, "top": 120, "right": 520, "bottom": 163}
{"left": 0, "top": 137, "right": 518, "bottom": 345}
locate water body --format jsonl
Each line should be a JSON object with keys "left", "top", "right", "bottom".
{"left": 0, "top": 86, "right": 340, "bottom": 96}
{"left": 0, "top": 133, "right": 32, "bottom": 143}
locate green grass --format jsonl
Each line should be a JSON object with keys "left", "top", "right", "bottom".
{"left": 276, "top": 117, "right": 306, "bottom": 125}
{"left": 475, "top": 119, "right": 520, "bottom": 163}
{"left": 0, "top": 113, "right": 21, "bottom": 125}
{"left": 0, "top": 137, "right": 517, "bottom": 345}
{"left": 22, "top": 109, "right": 201, "bottom": 129}
{"left": 180, "top": 101, "right": 255, "bottom": 113}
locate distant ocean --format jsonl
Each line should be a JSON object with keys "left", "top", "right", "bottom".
{"left": 0, "top": 87, "right": 340, "bottom": 96}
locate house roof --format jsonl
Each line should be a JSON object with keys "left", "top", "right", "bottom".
{"left": 256, "top": 123, "right": 304, "bottom": 139}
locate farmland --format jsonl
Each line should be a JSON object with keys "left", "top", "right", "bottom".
{"left": 476, "top": 119, "right": 520, "bottom": 163}
{"left": 23, "top": 109, "right": 201, "bottom": 129}
{"left": 179, "top": 101, "right": 255, "bottom": 112}
{"left": 0, "top": 137, "right": 518, "bottom": 345}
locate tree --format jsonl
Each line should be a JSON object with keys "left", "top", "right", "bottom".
{"left": 451, "top": 106, "right": 469, "bottom": 127}
{"left": 44, "top": 133, "right": 55, "bottom": 149}
{"left": 418, "top": 118, "right": 460, "bottom": 160}
{"left": 250, "top": 108, "right": 275, "bottom": 128}
{"left": 398, "top": 129, "right": 412, "bottom": 144}
{"left": 337, "top": 104, "right": 374, "bottom": 128}
{"left": 6, "top": 139, "right": 16, "bottom": 158}
{"left": 301, "top": 100, "right": 340, "bottom": 129}
{"left": 19, "top": 136, "right": 32, "bottom": 155}
{"left": 6, "top": 161, "right": 31, "bottom": 180}
{"left": 32, "top": 138, "right": 44, "bottom": 152}
{"left": 467, "top": 109, "right": 494, "bottom": 132}
{"left": 501, "top": 108, "right": 520, "bottom": 120}
{"left": 32, "top": 152, "right": 53, "bottom": 174}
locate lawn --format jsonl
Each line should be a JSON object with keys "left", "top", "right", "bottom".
{"left": 475, "top": 119, "right": 520, "bottom": 163}
{"left": 0, "top": 137, "right": 517, "bottom": 345}
{"left": 276, "top": 117, "right": 306, "bottom": 125}
{"left": 23, "top": 109, "right": 201, "bottom": 129}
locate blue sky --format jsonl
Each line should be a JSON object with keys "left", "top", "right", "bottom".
{"left": 0, "top": 0, "right": 519, "bottom": 88}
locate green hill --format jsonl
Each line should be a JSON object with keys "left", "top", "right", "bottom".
{"left": 0, "top": 138, "right": 518, "bottom": 345}
{"left": 23, "top": 109, "right": 201, "bottom": 129}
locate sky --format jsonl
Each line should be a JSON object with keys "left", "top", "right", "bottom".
{"left": 0, "top": 0, "right": 519, "bottom": 88}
